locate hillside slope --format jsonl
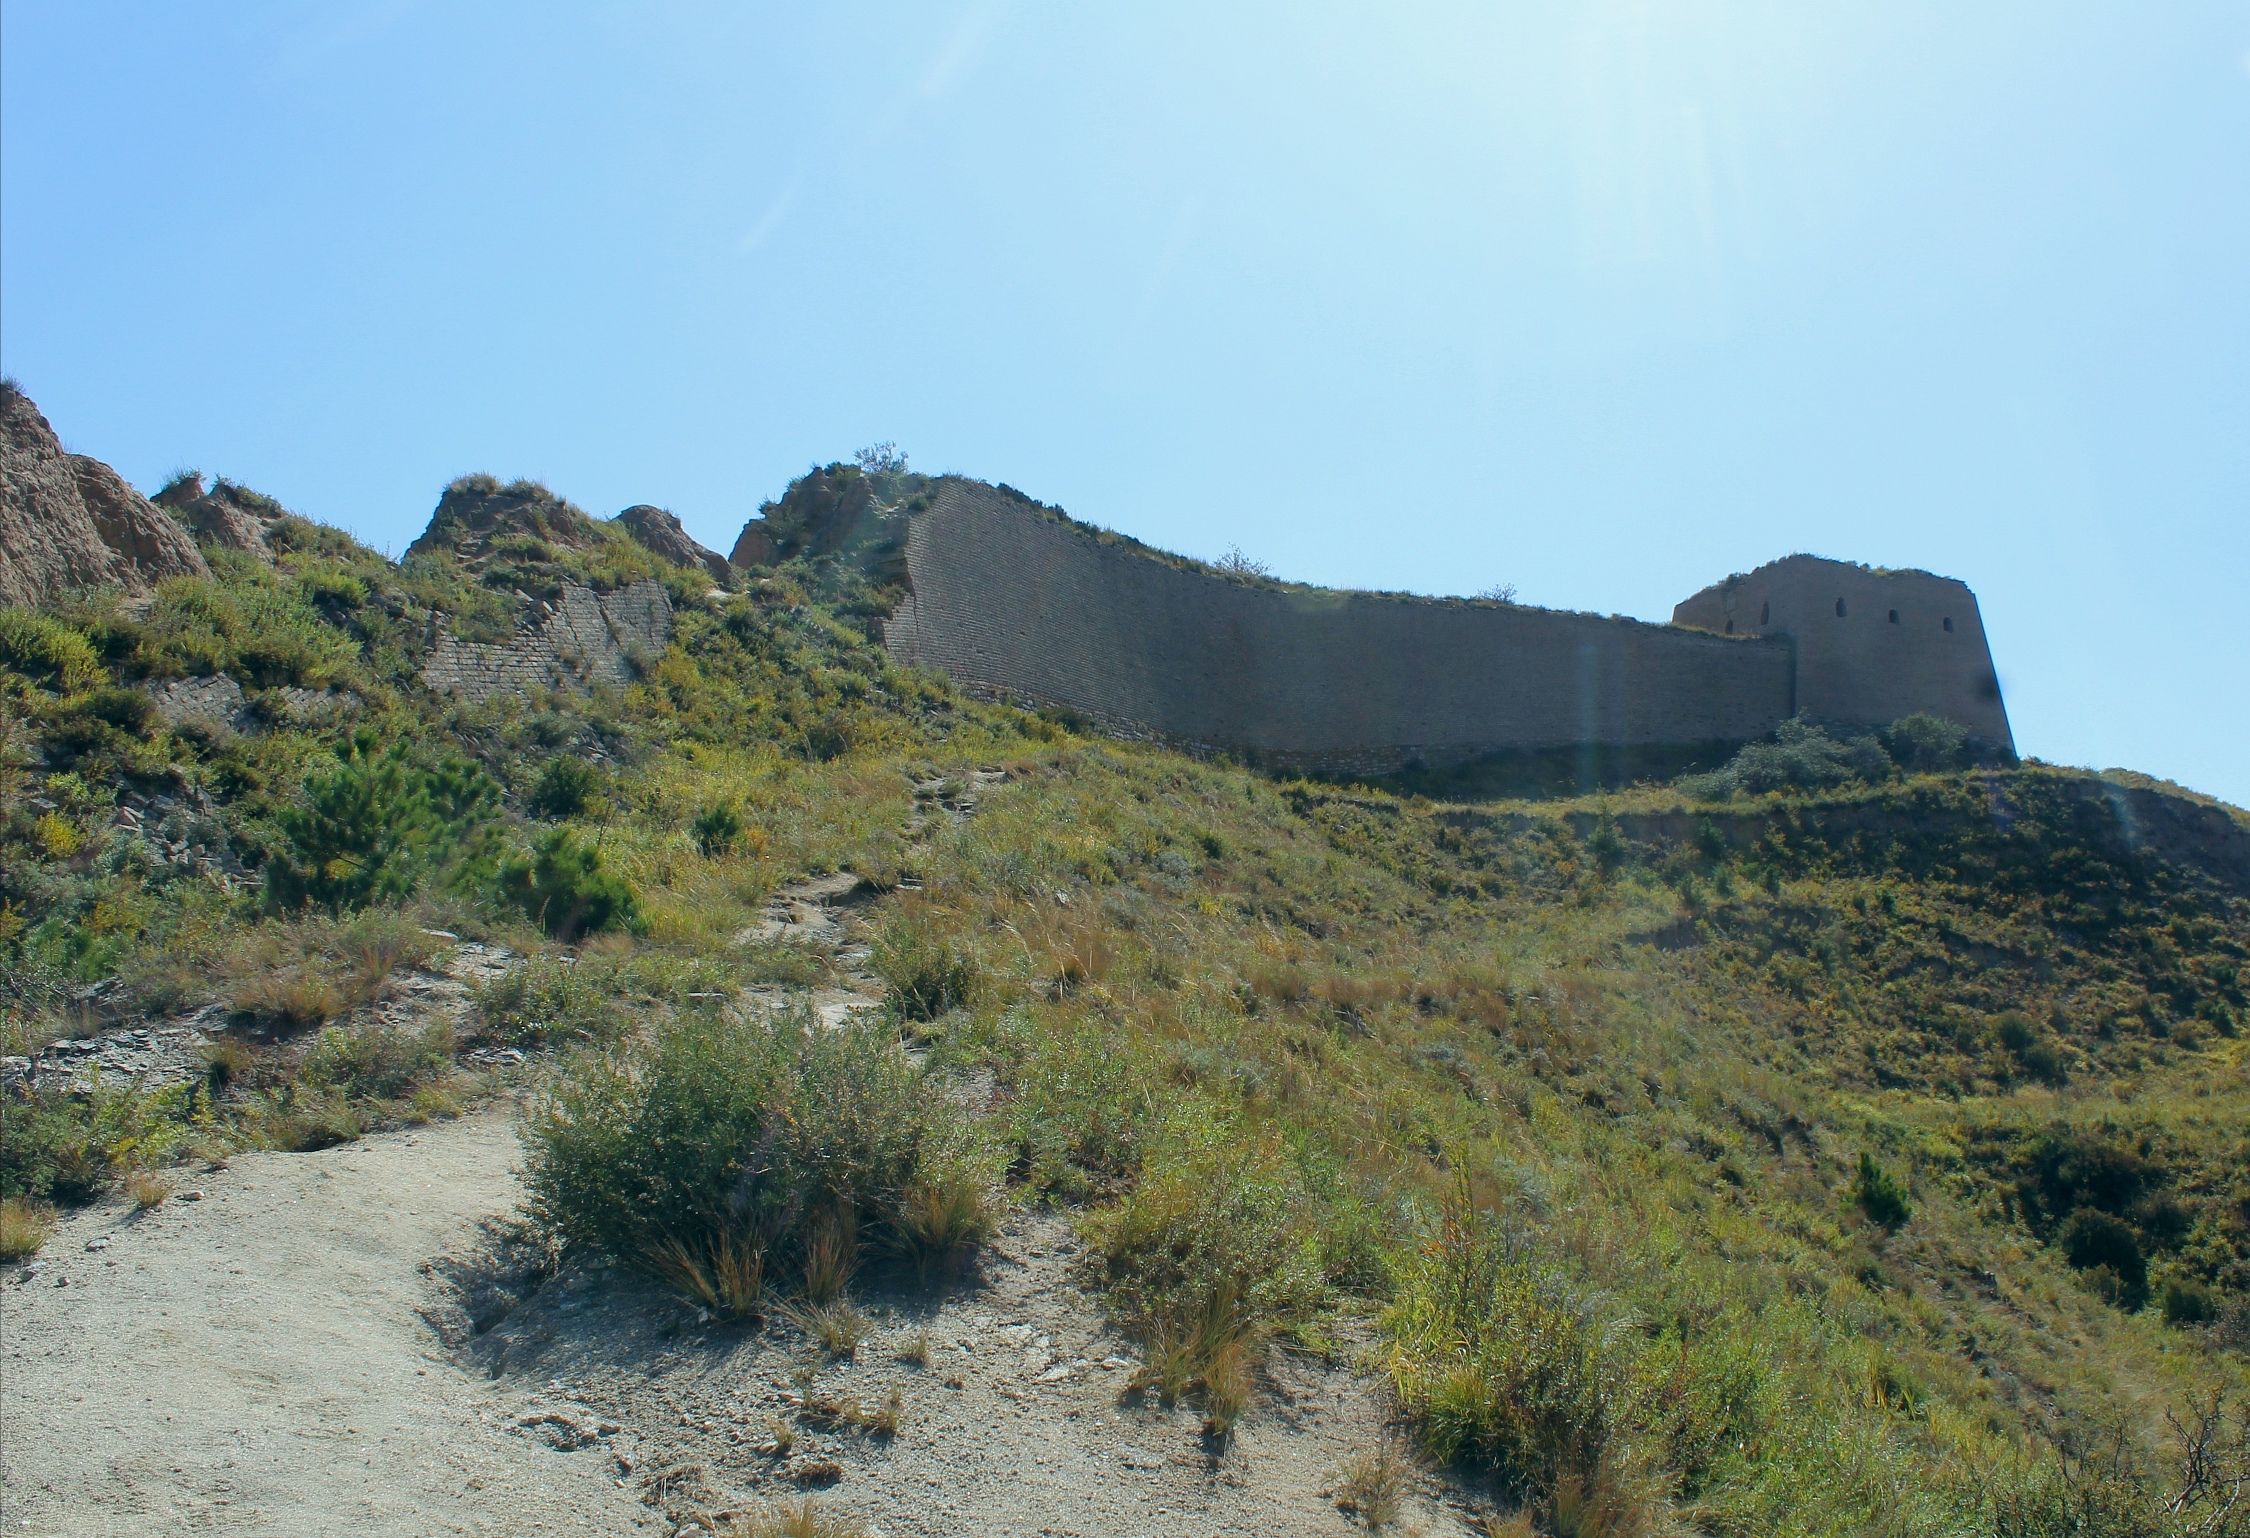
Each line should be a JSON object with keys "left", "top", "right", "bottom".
{"left": 2, "top": 437, "right": 2246, "bottom": 1536}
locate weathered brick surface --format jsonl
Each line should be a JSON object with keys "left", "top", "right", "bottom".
{"left": 885, "top": 484, "right": 1800, "bottom": 773}
{"left": 419, "top": 580, "right": 672, "bottom": 704}
{"left": 1673, "top": 555, "right": 2012, "bottom": 750}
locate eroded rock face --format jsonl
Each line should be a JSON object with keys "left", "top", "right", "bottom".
{"left": 729, "top": 467, "right": 898, "bottom": 570}
{"left": 419, "top": 580, "right": 673, "bottom": 703}
{"left": 616, "top": 504, "right": 731, "bottom": 586}
{"left": 0, "top": 383, "right": 208, "bottom": 606}
{"left": 153, "top": 473, "right": 291, "bottom": 559}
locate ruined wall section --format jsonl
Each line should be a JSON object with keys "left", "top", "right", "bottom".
{"left": 420, "top": 580, "right": 672, "bottom": 705}
{"left": 1673, "top": 554, "right": 2012, "bottom": 750}
{"left": 886, "top": 483, "right": 1794, "bottom": 773}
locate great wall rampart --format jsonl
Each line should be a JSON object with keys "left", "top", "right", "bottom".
{"left": 797, "top": 478, "right": 2013, "bottom": 774}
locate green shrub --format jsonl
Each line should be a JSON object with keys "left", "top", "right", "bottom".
{"left": 0, "top": 1084, "right": 193, "bottom": 1206}
{"left": 1383, "top": 1198, "right": 1616, "bottom": 1498}
{"left": 526, "top": 756, "right": 600, "bottom": 819}
{"left": 300, "top": 1019, "right": 455, "bottom": 1101}
{"left": 1883, "top": 712, "right": 1969, "bottom": 774}
{"left": 498, "top": 828, "right": 640, "bottom": 939}
{"left": 265, "top": 732, "right": 502, "bottom": 912}
{"left": 1003, "top": 1010, "right": 1157, "bottom": 1191}
{"left": 1088, "top": 1125, "right": 1325, "bottom": 1432}
{"left": 2160, "top": 1277, "right": 2218, "bottom": 1326}
{"left": 692, "top": 801, "right": 744, "bottom": 857}
{"left": 471, "top": 953, "right": 618, "bottom": 1046}
{"left": 2059, "top": 1209, "right": 2148, "bottom": 1306}
{"left": 872, "top": 917, "right": 975, "bottom": 1021}
{"left": 1091, "top": 1132, "right": 1324, "bottom": 1344}
{"left": 1855, "top": 1152, "right": 1912, "bottom": 1230}
{"left": 132, "top": 572, "right": 357, "bottom": 687}
{"left": 522, "top": 1010, "right": 985, "bottom": 1294}
{"left": 1727, "top": 719, "right": 1893, "bottom": 795}
{"left": 0, "top": 608, "right": 102, "bottom": 692}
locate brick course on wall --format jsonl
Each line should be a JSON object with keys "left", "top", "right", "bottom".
{"left": 885, "top": 484, "right": 1801, "bottom": 773}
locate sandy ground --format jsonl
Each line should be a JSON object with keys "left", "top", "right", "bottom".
{"left": 0, "top": 1112, "right": 653, "bottom": 1538}
{"left": 469, "top": 1207, "right": 1469, "bottom": 1537}
{"left": 0, "top": 1106, "right": 1477, "bottom": 1538}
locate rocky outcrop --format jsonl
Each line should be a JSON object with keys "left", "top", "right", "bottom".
{"left": 419, "top": 580, "right": 673, "bottom": 704}
{"left": 405, "top": 476, "right": 602, "bottom": 565}
{"left": 153, "top": 473, "right": 291, "bottom": 559}
{"left": 730, "top": 467, "right": 906, "bottom": 574}
{"left": 0, "top": 383, "right": 209, "bottom": 606}
{"left": 617, "top": 504, "right": 731, "bottom": 586}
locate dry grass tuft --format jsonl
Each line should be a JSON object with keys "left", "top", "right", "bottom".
{"left": 650, "top": 1229, "right": 766, "bottom": 1318}
{"left": 782, "top": 1298, "right": 870, "bottom": 1358}
{"left": 1541, "top": 1464, "right": 1658, "bottom": 1538}
{"left": 199, "top": 1034, "right": 257, "bottom": 1090}
{"left": 800, "top": 1210, "right": 857, "bottom": 1304}
{"left": 228, "top": 967, "right": 344, "bottom": 1028}
{"left": 1200, "top": 1336, "right": 1254, "bottom": 1438}
{"left": 720, "top": 1499, "right": 873, "bottom": 1538}
{"left": 798, "top": 1386, "right": 901, "bottom": 1439}
{"left": 896, "top": 1165, "right": 998, "bottom": 1273}
{"left": 124, "top": 1169, "right": 175, "bottom": 1209}
{"left": 0, "top": 1198, "right": 57, "bottom": 1261}
{"left": 1335, "top": 1435, "right": 1414, "bottom": 1528}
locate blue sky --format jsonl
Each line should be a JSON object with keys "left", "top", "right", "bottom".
{"left": 4, "top": 3, "right": 2245, "bottom": 803}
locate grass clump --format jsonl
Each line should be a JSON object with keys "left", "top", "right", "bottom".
{"left": 720, "top": 1501, "right": 872, "bottom": 1538}
{"left": 1383, "top": 1196, "right": 1617, "bottom": 1503}
{"left": 872, "top": 912, "right": 976, "bottom": 1021}
{"left": 522, "top": 1009, "right": 991, "bottom": 1305}
{"left": 1335, "top": 1435, "right": 1413, "bottom": 1528}
{"left": 0, "top": 1197, "right": 56, "bottom": 1260}
{"left": 124, "top": 1168, "right": 175, "bottom": 1209}
{"left": 1092, "top": 1128, "right": 1324, "bottom": 1431}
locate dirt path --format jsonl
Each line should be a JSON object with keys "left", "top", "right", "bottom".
{"left": 2, "top": 1108, "right": 1469, "bottom": 1538}
{"left": 468, "top": 1207, "right": 1465, "bottom": 1537}
{"left": 0, "top": 1112, "right": 652, "bottom": 1538}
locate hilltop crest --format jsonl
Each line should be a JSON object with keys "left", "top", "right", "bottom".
{"left": 405, "top": 475, "right": 605, "bottom": 565}
{"left": 0, "top": 382, "right": 208, "bottom": 605}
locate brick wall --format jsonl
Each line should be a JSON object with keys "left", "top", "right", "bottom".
{"left": 885, "top": 484, "right": 1798, "bottom": 773}
{"left": 420, "top": 580, "right": 672, "bottom": 705}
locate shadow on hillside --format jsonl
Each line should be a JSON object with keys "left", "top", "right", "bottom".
{"left": 1311, "top": 737, "right": 1744, "bottom": 803}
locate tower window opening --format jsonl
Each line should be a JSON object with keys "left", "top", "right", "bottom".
{"left": 1760, "top": 601, "right": 1770, "bottom": 625}
{"left": 1888, "top": 608, "right": 1899, "bottom": 624}
{"left": 1943, "top": 616, "right": 1954, "bottom": 633}
{"left": 1835, "top": 597, "right": 1847, "bottom": 618}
